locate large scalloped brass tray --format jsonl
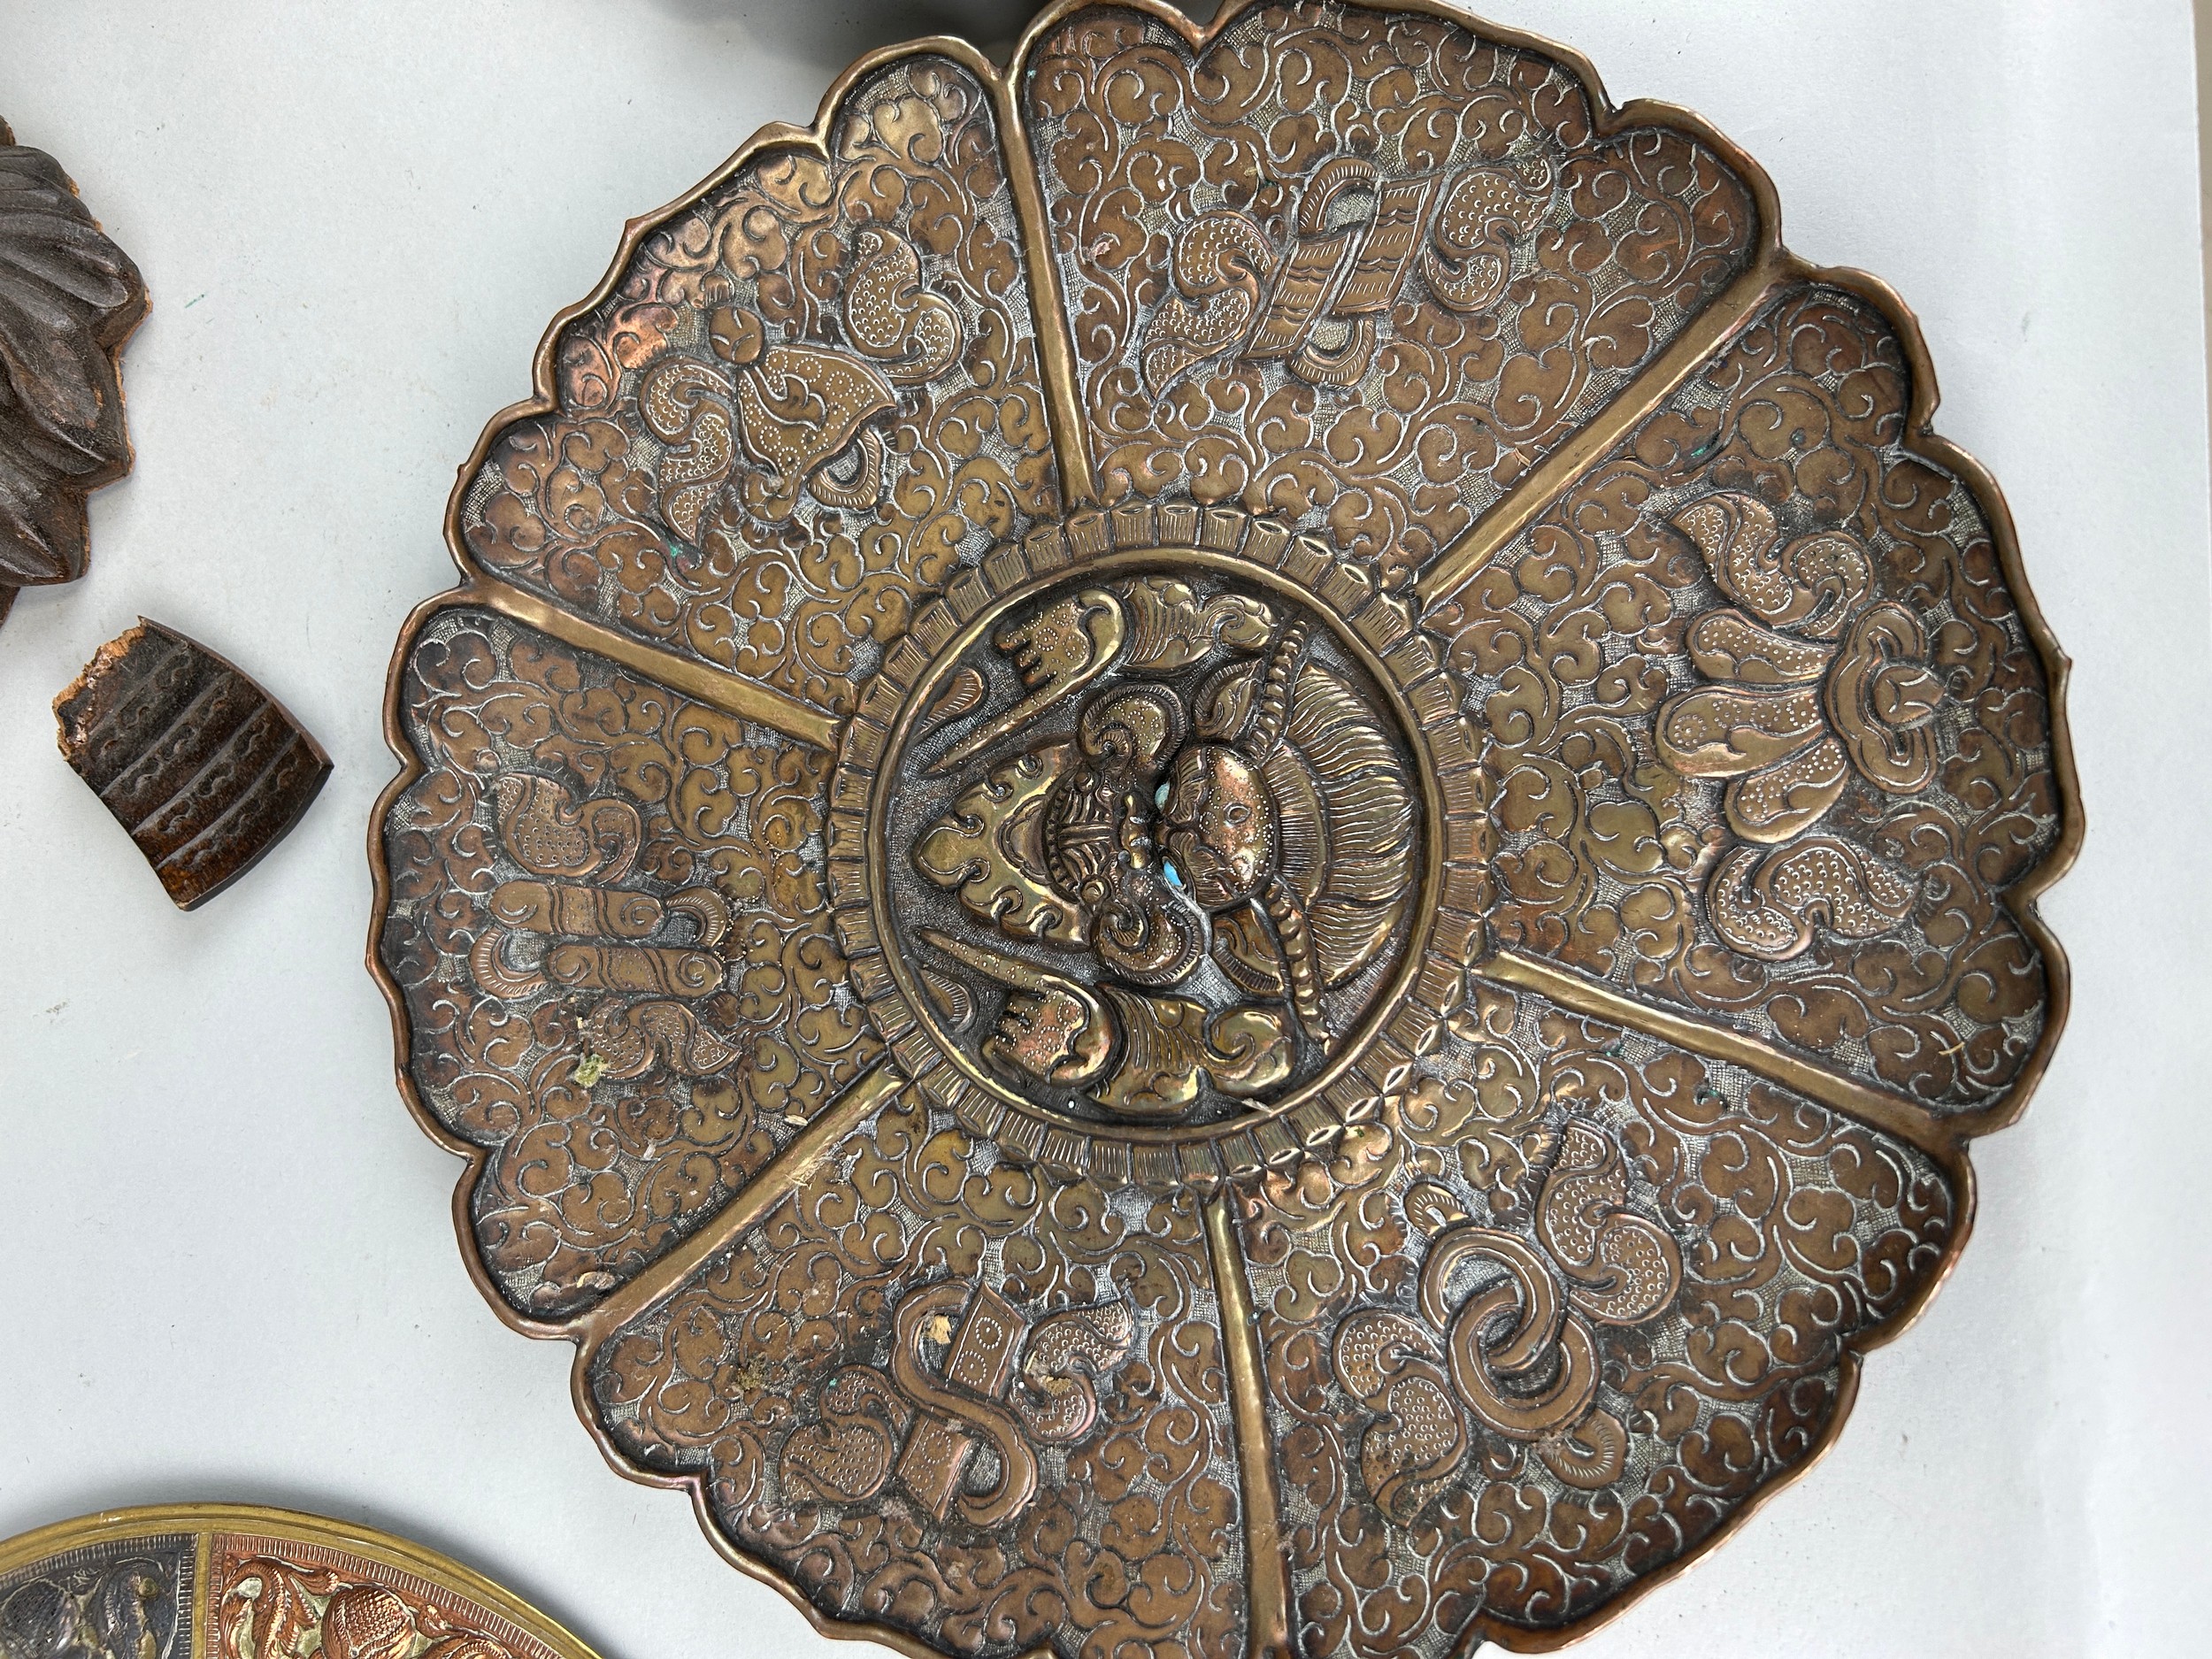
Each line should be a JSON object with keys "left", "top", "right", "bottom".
{"left": 371, "top": 3, "right": 2078, "bottom": 1653}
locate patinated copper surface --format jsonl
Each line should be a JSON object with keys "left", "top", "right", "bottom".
{"left": 0, "top": 119, "right": 146, "bottom": 631}
{"left": 59, "top": 619, "right": 330, "bottom": 909}
{"left": 371, "top": 4, "right": 2078, "bottom": 1654}
{"left": 0, "top": 1505, "right": 604, "bottom": 1659}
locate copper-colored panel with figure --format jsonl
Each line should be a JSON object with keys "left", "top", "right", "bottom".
{"left": 372, "top": 4, "right": 2078, "bottom": 1654}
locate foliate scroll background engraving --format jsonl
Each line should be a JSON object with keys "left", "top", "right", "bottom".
{"left": 1024, "top": 2, "right": 1757, "bottom": 588}
{"left": 589, "top": 1083, "right": 1251, "bottom": 1659}
{"left": 457, "top": 58, "right": 1063, "bottom": 720}
{"left": 380, "top": 610, "right": 875, "bottom": 1318}
{"left": 1241, "top": 980, "right": 1952, "bottom": 1651}
{"left": 1438, "top": 284, "right": 2062, "bottom": 1112}
{"left": 373, "top": 2, "right": 2072, "bottom": 1655}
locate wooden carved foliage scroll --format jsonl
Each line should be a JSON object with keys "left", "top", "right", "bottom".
{"left": 0, "top": 119, "right": 146, "bottom": 630}
{"left": 372, "top": 4, "right": 2077, "bottom": 1655}
{"left": 0, "top": 1505, "right": 605, "bottom": 1659}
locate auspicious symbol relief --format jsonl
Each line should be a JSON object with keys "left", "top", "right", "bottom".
{"left": 1028, "top": 1, "right": 1763, "bottom": 585}
{"left": 382, "top": 611, "right": 872, "bottom": 1321}
{"left": 1456, "top": 281, "right": 2062, "bottom": 1115}
{"left": 1142, "top": 155, "right": 1553, "bottom": 392}
{"left": 1655, "top": 493, "right": 1945, "bottom": 961}
{"left": 457, "top": 58, "right": 1059, "bottom": 721}
{"left": 1337, "top": 1120, "right": 1681, "bottom": 1519}
{"left": 475, "top": 772, "right": 737, "bottom": 1079}
{"left": 896, "top": 571, "right": 1419, "bottom": 1120}
{"left": 781, "top": 1285, "right": 1134, "bottom": 1527}
{"left": 637, "top": 226, "right": 965, "bottom": 535}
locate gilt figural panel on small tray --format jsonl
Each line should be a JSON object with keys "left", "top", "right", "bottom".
{"left": 0, "top": 1505, "right": 604, "bottom": 1659}
{"left": 371, "top": 4, "right": 2077, "bottom": 1654}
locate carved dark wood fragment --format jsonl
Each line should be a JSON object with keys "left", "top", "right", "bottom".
{"left": 0, "top": 118, "right": 148, "bottom": 628}
{"left": 57, "top": 619, "right": 330, "bottom": 908}
{"left": 0, "top": 1504, "right": 607, "bottom": 1659}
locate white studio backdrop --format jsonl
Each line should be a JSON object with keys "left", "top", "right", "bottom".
{"left": 1, "top": 2, "right": 2206, "bottom": 1655}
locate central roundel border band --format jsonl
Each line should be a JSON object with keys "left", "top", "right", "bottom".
{"left": 826, "top": 502, "right": 1494, "bottom": 1194}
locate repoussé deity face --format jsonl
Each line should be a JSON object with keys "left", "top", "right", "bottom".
{"left": 1158, "top": 743, "right": 1275, "bottom": 912}
{"left": 896, "top": 568, "right": 1422, "bottom": 1121}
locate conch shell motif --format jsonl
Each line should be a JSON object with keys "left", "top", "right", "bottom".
{"left": 1656, "top": 493, "right": 1941, "bottom": 960}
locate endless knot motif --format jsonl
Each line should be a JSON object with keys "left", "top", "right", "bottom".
{"left": 1336, "top": 1119, "right": 1682, "bottom": 1520}
{"left": 781, "top": 1285, "right": 1134, "bottom": 1527}
{"left": 374, "top": 4, "right": 2076, "bottom": 1655}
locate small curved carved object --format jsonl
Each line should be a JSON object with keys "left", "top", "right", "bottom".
{"left": 57, "top": 619, "right": 328, "bottom": 909}
{"left": 0, "top": 121, "right": 147, "bottom": 629}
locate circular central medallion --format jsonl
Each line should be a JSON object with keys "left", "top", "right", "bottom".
{"left": 825, "top": 504, "right": 1489, "bottom": 1190}
{"left": 885, "top": 564, "right": 1421, "bottom": 1126}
